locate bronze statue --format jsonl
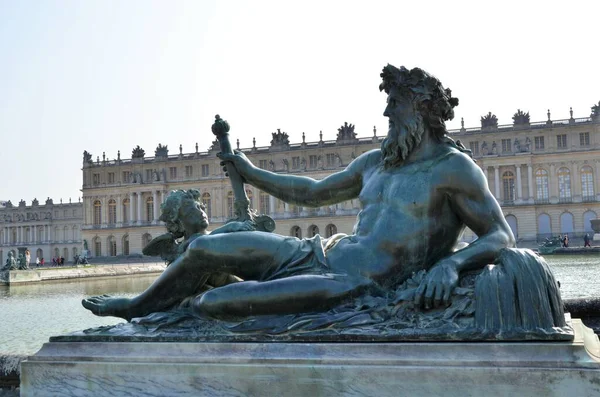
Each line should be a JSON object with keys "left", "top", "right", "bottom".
{"left": 82, "top": 65, "right": 566, "bottom": 339}
{"left": 2, "top": 251, "right": 17, "bottom": 271}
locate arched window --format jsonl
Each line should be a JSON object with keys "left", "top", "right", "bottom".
{"left": 202, "top": 193, "right": 212, "bottom": 219}
{"left": 246, "top": 189, "right": 253, "bottom": 208}
{"left": 122, "top": 235, "right": 130, "bottom": 255}
{"left": 557, "top": 167, "right": 571, "bottom": 201}
{"left": 93, "top": 200, "right": 102, "bottom": 225}
{"left": 37, "top": 227, "right": 43, "bottom": 243}
{"left": 325, "top": 224, "right": 337, "bottom": 237}
{"left": 505, "top": 215, "right": 518, "bottom": 239}
{"left": 108, "top": 199, "right": 117, "bottom": 224}
{"left": 11, "top": 228, "right": 16, "bottom": 244}
{"left": 502, "top": 171, "right": 515, "bottom": 203}
{"left": 583, "top": 210, "right": 597, "bottom": 233}
{"left": 72, "top": 225, "right": 78, "bottom": 240}
{"left": 290, "top": 226, "right": 302, "bottom": 238}
{"left": 63, "top": 248, "right": 68, "bottom": 260}
{"left": 72, "top": 247, "right": 78, "bottom": 260}
{"left": 122, "top": 198, "right": 130, "bottom": 223}
{"left": 142, "top": 233, "right": 152, "bottom": 249}
{"left": 537, "top": 213, "right": 551, "bottom": 239}
{"left": 259, "top": 192, "right": 270, "bottom": 215}
{"left": 560, "top": 212, "right": 574, "bottom": 234}
{"left": 54, "top": 226, "right": 60, "bottom": 242}
{"left": 535, "top": 169, "right": 549, "bottom": 202}
{"left": 107, "top": 236, "right": 117, "bottom": 256}
{"left": 54, "top": 247, "right": 60, "bottom": 258}
{"left": 93, "top": 237, "right": 101, "bottom": 257}
{"left": 308, "top": 225, "right": 319, "bottom": 237}
{"left": 63, "top": 226, "right": 69, "bottom": 241}
{"left": 36, "top": 248, "right": 43, "bottom": 261}
{"left": 146, "top": 197, "right": 154, "bottom": 221}
{"left": 581, "top": 166, "right": 595, "bottom": 201}
{"left": 24, "top": 227, "right": 30, "bottom": 243}
{"left": 227, "top": 191, "right": 234, "bottom": 219}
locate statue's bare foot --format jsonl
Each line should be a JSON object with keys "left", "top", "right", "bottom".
{"left": 82, "top": 294, "right": 134, "bottom": 321}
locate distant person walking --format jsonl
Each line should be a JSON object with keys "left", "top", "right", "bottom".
{"left": 563, "top": 234, "right": 569, "bottom": 248}
{"left": 36, "top": 257, "right": 40, "bottom": 267}
{"left": 584, "top": 233, "right": 591, "bottom": 247}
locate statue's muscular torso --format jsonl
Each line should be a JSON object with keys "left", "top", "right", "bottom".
{"left": 325, "top": 147, "right": 467, "bottom": 286}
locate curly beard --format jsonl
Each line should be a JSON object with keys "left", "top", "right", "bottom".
{"left": 381, "top": 112, "right": 425, "bottom": 169}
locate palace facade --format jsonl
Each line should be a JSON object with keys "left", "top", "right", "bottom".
{"left": 0, "top": 198, "right": 83, "bottom": 264}
{"left": 80, "top": 106, "right": 600, "bottom": 257}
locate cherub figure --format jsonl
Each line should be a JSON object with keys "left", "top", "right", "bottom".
{"left": 143, "top": 189, "right": 254, "bottom": 264}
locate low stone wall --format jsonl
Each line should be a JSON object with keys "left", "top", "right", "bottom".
{"left": 1, "top": 263, "right": 166, "bottom": 285}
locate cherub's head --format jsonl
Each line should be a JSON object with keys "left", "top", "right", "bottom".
{"left": 160, "top": 189, "right": 209, "bottom": 238}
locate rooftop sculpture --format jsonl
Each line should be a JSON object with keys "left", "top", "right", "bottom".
{"left": 82, "top": 65, "right": 569, "bottom": 341}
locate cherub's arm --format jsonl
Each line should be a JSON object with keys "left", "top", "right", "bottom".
{"left": 209, "top": 220, "right": 255, "bottom": 235}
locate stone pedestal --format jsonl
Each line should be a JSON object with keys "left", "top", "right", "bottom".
{"left": 21, "top": 319, "right": 600, "bottom": 396}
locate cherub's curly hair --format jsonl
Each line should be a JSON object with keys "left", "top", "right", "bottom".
{"left": 159, "top": 189, "right": 206, "bottom": 238}
{"left": 379, "top": 65, "right": 459, "bottom": 141}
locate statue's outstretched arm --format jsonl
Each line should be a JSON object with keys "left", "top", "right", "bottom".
{"left": 218, "top": 149, "right": 379, "bottom": 207}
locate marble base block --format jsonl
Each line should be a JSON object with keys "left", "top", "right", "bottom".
{"left": 21, "top": 319, "right": 600, "bottom": 396}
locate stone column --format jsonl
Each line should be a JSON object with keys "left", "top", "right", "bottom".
{"left": 153, "top": 191, "right": 159, "bottom": 222}
{"left": 129, "top": 192, "right": 135, "bottom": 223}
{"left": 269, "top": 195, "right": 276, "bottom": 216}
{"left": 494, "top": 166, "right": 500, "bottom": 199}
{"left": 516, "top": 165, "right": 522, "bottom": 202}
{"left": 482, "top": 166, "right": 489, "bottom": 184}
{"left": 116, "top": 195, "right": 123, "bottom": 224}
{"left": 550, "top": 164, "right": 558, "bottom": 202}
{"left": 527, "top": 164, "right": 534, "bottom": 203}
{"left": 30, "top": 227, "right": 34, "bottom": 243}
{"left": 571, "top": 162, "right": 580, "bottom": 199}
{"left": 284, "top": 202, "right": 290, "bottom": 218}
{"left": 137, "top": 192, "right": 143, "bottom": 223}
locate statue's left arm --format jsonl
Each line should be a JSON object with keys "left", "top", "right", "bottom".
{"left": 415, "top": 153, "right": 515, "bottom": 308}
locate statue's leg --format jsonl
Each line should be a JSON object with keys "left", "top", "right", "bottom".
{"left": 194, "top": 275, "right": 370, "bottom": 318}
{"left": 82, "top": 232, "right": 298, "bottom": 320}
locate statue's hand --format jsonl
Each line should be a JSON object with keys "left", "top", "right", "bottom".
{"left": 414, "top": 260, "right": 459, "bottom": 309}
{"left": 218, "top": 150, "right": 254, "bottom": 179}
{"left": 226, "top": 220, "right": 256, "bottom": 233}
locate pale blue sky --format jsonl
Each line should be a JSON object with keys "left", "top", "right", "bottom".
{"left": 1, "top": 0, "right": 599, "bottom": 204}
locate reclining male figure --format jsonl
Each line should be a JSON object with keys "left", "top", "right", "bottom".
{"left": 83, "top": 65, "right": 514, "bottom": 321}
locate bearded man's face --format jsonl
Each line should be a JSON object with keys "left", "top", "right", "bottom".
{"left": 381, "top": 88, "right": 425, "bottom": 169}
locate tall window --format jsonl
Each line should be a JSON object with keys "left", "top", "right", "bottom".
{"left": 308, "top": 225, "right": 319, "bottom": 237}
{"left": 259, "top": 192, "right": 270, "bottom": 214}
{"left": 469, "top": 141, "right": 479, "bottom": 156}
{"left": 326, "top": 153, "right": 336, "bottom": 166}
{"left": 292, "top": 157, "right": 300, "bottom": 169}
{"left": 535, "top": 169, "right": 549, "bottom": 202}
{"left": 580, "top": 132, "right": 590, "bottom": 147}
{"left": 169, "top": 167, "right": 177, "bottom": 179}
{"left": 108, "top": 172, "right": 115, "bottom": 184}
{"left": 534, "top": 136, "right": 545, "bottom": 150}
{"left": 93, "top": 200, "right": 102, "bottom": 225}
{"left": 501, "top": 139, "right": 511, "bottom": 153}
{"left": 557, "top": 134, "right": 567, "bottom": 149}
{"left": 227, "top": 191, "right": 234, "bottom": 219}
{"left": 93, "top": 173, "right": 100, "bottom": 185}
{"left": 557, "top": 167, "right": 571, "bottom": 201}
{"left": 291, "top": 226, "right": 302, "bottom": 238}
{"left": 122, "top": 198, "right": 130, "bottom": 223}
{"left": 72, "top": 225, "right": 77, "bottom": 240}
{"left": 122, "top": 171, "right": 131, "bottom": 182}
{"left": 108, "top": 236, "right": 117, "bottom": 256}
{"left": 108, "top": 199, "right": 117, "bottom": 224}
{"left": 502, "top": 171, "right": 515, "bottom": 202}
{"left": 145, "top": 169, "right": 153, "bottom": 181}
{"left": 581, "top": 166, "right": 595, "bottom": 200}
{"left": 185, "top": 165, "right": 193, "bottom": 177}
{"left": 122, "top": 235, "right": 130, "bottom": 255}
{"left": 201, "top": 164, "right": 209, "bottom": 177}
{"left": 326, "top": 224, "right": 337, "bottom": 238}
{"left": 142, "top": 233, "right": 152, "bottom": 249}
{"left": 202, "top": 193, "right": 212, "bottom": 219}
{"left": 309, "top": 155, "right": 318, "bottom": 168}
{"left": 63, "top": 226, "right": 69, "bottom": 241}
{"left": 146, "top": 197, "right": 154, "bottom": 221}
{"left": 94, "top": 237, "right": 101, "bottom": 257}
{"left": 259, "top": 160, "right": 268, "bottom": 169}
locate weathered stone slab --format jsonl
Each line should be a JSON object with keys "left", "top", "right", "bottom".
{"left": 20, "top": 319, "right": 600, "bottom": 396}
